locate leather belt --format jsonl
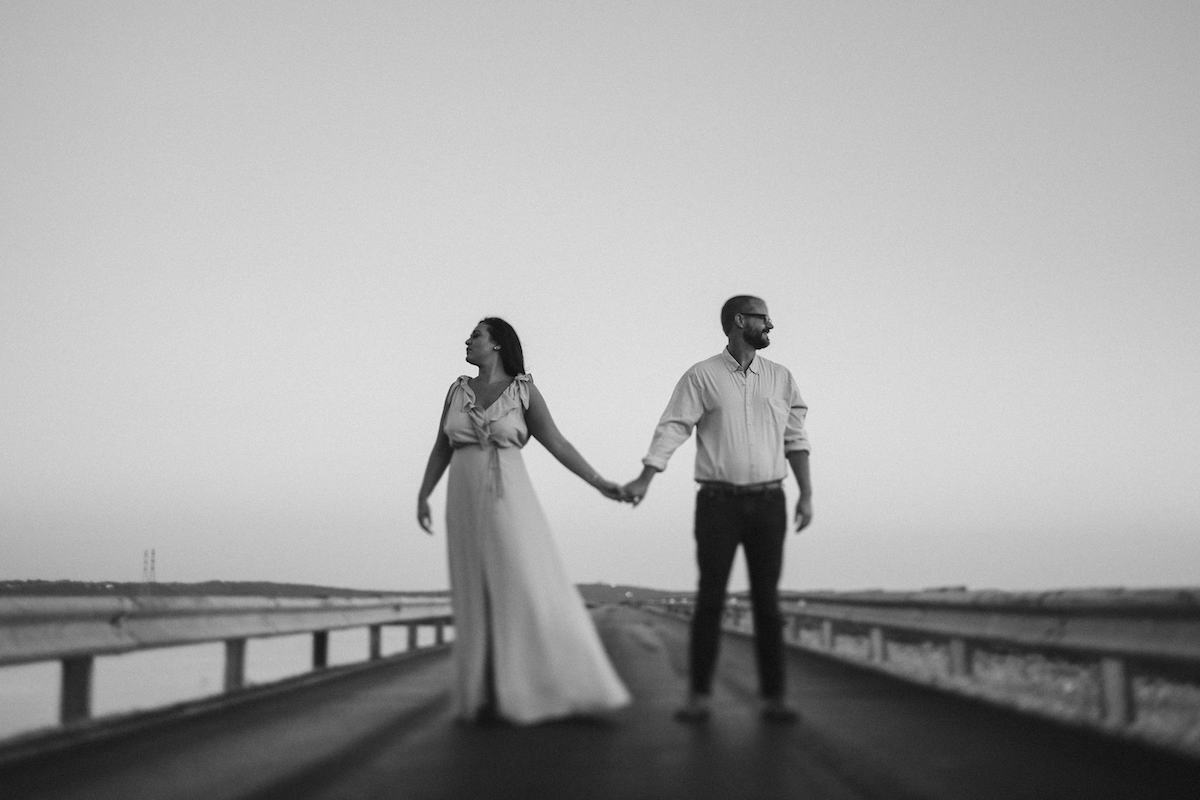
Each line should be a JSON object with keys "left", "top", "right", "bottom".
{"left": 697, "top": 480, "right": 784, "bottom": 496}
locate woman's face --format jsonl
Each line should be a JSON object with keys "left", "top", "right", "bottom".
{"left": 464, "top": 323, "right": 497, "bottom": 366}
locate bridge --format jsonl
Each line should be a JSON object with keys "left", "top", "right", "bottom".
{"left": 2, "top": 592, "right": 1199, "bottom": 799}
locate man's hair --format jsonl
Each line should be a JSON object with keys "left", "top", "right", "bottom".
{"left": 480, "top": 317, "right": 526, "bottom": 376}
{"left": 720, "top": 295, "right": 763, "bottom": 334}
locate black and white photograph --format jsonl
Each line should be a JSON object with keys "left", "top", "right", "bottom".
{"left": 2, "top": 2, "right": 1198, "bottom": 797}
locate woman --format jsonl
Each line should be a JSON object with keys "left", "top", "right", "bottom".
{"left": 417, "top": 317, "right": 631, "bottom": 724}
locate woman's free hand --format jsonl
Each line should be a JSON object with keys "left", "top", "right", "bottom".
{"left": 417, "top": 496, "right": 434, "bottom": 535}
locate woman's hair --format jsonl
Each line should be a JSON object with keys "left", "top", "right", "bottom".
{"left": 480, "top": 317, "right": 526, "bottom": 376}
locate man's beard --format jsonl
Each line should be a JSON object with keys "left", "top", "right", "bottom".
{"left": 742, "top": 328, "right": 770, "bottom": 349}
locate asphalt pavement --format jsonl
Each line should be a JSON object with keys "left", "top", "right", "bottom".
{"left": 2, "top": 605, "right": 1198, "bottom": 800}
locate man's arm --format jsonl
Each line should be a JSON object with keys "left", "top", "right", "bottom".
{"left": 786, "top": 450, "right": 812, "bottom": 532}
{"left": 624, "top": 369, "right": 703, "bottom": 506}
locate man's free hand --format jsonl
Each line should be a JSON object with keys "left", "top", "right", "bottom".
{"left": 794, "top": 496, "right": 813, "bottom": 532}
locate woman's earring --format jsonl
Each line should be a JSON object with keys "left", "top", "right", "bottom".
{"left": 493, "top": 346, "right": 501, "bottom": 350}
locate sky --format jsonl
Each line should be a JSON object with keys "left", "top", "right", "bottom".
{"left": 3, "top": 1, "right": 1198, "bottom": 595}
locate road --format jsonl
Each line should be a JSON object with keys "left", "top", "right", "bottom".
{"left": 2, "top": 605, "right": 1197, "bottom": 799}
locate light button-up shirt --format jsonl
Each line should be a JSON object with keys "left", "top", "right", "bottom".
{"left": 642, "top": 349, "right": 810, "bottom": 485}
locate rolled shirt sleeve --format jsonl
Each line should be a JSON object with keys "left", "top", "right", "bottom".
{"left": 784, "top": 374, "right": 811, "bottom": 454}
{"left": 642, "top": 370, "right": 705, "bottom": 472}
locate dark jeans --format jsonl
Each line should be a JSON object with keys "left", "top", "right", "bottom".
{"left": 689, "top": 486, "right": 788, "bottom": 698}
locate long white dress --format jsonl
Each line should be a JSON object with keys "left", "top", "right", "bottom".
{"left": 442, "top": 373, "right": 631, "bottom": 724}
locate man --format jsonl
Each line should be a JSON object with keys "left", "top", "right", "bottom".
{"left": 624, "top": 295, "right": 813, "bottom": 723}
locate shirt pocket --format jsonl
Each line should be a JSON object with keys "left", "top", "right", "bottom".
{"left": 765, "top": 398, "right": 791, "bottom": 437}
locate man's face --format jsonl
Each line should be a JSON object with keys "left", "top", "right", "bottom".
{"left": 738, "top": 301, "right": 774, "bottom": 349}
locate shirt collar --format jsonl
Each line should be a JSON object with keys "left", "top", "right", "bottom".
{"left": 721, "top": 348, "right": 761, "bottom": 375}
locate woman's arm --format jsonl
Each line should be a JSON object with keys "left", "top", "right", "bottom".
{"left": 525, "top": 381, "right": 623, "bottom": 500}
{"left": 416, "top": 394, "right": 455, "bottom": 534}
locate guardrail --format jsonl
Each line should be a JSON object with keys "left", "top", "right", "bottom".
{"left": 646, "top": 589, "right": 1200, "bottom": 736}
{"left": 0, "top": 594, "right": 454, "bottom": 725}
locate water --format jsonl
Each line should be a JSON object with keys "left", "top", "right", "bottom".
{"left": 0, "top": 625, "right": 454, "bottom": 742}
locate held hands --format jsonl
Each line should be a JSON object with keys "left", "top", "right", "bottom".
{"left": 594, "top": 477, "right": 635, "bottom": 504}
{"left": 621, "top": 474, "right": 651, "bottom": 507}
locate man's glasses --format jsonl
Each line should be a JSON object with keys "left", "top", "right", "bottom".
{"left": 740, "top": 312, "right": 772, "bottom": 325}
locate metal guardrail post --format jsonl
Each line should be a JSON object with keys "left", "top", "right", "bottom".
{"left": 224, "top": 638, "right": 247, "bottom": 691}
{"left": 435, "top": 623, "right": 445, "bottom": 645}
{"left": 312, "top": 631, "right": 329, "bottom": 669}
{"left": 407, "top": 623, "right": 419, "bottom": 651}
{"left": 60, "top": 655, "right": 93, "bottom": 724}
{"left": 869, "top": 627, "right": 886, "bottom": 663}
{"left": 1100, "top": 656, "right": 1134, "bottom": 728}
{"left": 948, "top": 637, "right": 973, "bottom": 678}
{"left": 820, "top": 619, "right": 834, "bottom": 650}
{"left": 369, "top": 625, "right": 382, "bottom": 661}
